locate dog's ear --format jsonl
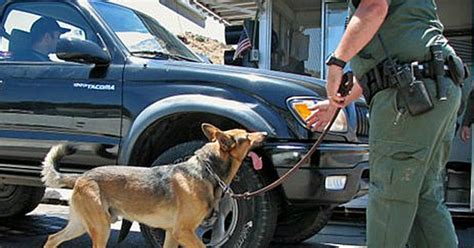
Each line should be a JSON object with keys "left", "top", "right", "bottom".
{"left": 202, "top": 123, "right": 220, "bottom": 141}
{"left": 216, "top": 132, "right": 236, "bottom": 151}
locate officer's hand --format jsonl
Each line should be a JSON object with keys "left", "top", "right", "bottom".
{"left": 461, "top": 126, "right": 471, "bottom": 142}
{"left": 305, "top": 100, "right": 338, "bottom": 132}
{"left": 326, "top": 65, "right": 346, "bottom": 108}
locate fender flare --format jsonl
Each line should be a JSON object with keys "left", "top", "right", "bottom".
{"left": 118, "top": 94, "right": 277, "bottom": 164}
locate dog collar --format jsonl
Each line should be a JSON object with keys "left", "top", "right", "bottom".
{"left": 204, "top": 163, "right": 231, "bottom": 195}
{"left": 205, "top": 151, "right": 261, "bottom": 196}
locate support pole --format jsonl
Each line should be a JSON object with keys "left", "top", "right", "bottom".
{"left": 258, "top": 0, "right": 272, "bottom": 70}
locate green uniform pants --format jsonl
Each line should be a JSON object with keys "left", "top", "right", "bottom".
{"left": 367, "top": 76, "right": 461, "bottom": 248}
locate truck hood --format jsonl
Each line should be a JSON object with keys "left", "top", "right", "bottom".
{"left": 126, "top": 58, "right": 328, "bottom": 99}
{"left": 122, "top": 57, "right": 362, "bottom": 141}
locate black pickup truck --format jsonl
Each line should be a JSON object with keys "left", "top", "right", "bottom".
{"left": 0, "top": 0, "right": 369, "bottom": 247}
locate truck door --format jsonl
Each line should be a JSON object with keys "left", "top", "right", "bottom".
{"left": 0, "top": 2, "right": 123, "bottom": 179}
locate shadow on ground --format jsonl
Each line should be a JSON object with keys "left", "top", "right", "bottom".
{"left": 0, "top": 215, "right": 144, "bottom": 248}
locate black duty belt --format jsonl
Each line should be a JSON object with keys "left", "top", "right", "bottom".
{"left": 364, "top": 62, "right": 451, "bottom": 86}
{"left": 360, "top": 61, "right": 452, "bottom": 104}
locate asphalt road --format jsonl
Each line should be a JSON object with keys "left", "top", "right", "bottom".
{"left": 1, "top": 202, "right": 474, "bottom": 248}
{"left": 0, "top": 203, "right": 364, "bottom": 248}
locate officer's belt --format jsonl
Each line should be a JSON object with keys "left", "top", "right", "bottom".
{"left": 360, "top": 61, "right": 451, "bottom": 103}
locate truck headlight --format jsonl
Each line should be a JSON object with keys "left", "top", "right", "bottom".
{"left": 287, "top": 98, "right": 348, "bottom": 132}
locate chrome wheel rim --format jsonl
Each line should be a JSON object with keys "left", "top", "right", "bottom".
{"left": 196, "top": 192, "right": 239, "bottom": 247}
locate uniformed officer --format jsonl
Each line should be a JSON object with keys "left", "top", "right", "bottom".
{"left": 306, "top": 0, "right": 461, "bottom": 247}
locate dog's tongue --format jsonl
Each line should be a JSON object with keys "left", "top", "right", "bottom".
{"left": 248, "top": 152, "right": 263, "bottom": 170}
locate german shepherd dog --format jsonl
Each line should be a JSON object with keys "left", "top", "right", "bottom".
{"left": 41, "top": 123, "right": 267, "bottom": 248}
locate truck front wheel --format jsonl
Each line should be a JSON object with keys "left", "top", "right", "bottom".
{"left": 272, "top": 206, "right": 333, "bottom": 244}
{"left": 140, "top": 141, "right": 278, "bottom": 248}
{"left": 0, "top": 184, "right": 45, "bottom": 217}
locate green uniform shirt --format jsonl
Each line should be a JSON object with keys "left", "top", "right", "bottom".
{"left": 348, "top": 0, "right": 452, "bottom": 79}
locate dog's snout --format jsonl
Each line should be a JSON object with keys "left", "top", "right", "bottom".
{"left": 250, "top": 132, "right": 267, "bottom": 146}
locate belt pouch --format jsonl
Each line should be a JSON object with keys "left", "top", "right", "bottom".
{"left": 396, "top": 64, "right": 434, "bottom": 115}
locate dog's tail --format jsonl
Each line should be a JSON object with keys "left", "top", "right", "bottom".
{"left": 41, "top": 144, "right": 79, "bottom": 188}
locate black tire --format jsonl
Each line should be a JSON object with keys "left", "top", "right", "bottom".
{"left": 0, "top": 184, "right": 45, "bottom": 217}
{"left": 272, "top": 206, "right": 333, "bottom": 244}
{"left": 140, "top": 141, "right": 278, "bottom": 248}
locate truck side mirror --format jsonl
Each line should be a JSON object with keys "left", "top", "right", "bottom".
{"left": 56, "top": 38, "right": 111, "bottom": 66}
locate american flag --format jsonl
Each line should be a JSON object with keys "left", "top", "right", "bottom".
{"left": 233, "top": 27, "right": 252, "bottom": 60}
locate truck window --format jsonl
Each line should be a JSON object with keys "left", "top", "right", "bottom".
{"left": 92, "top": 2, "right": 201, "bottom": 62}
{"left": 0, "top": 2, "right": 100, "bottom": 62}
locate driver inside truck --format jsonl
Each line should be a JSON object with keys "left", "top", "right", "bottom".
{"left": 16, "top": 17, "right": 70, "bottom": 61}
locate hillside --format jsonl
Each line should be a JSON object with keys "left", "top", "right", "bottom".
{"left": 180, "top": 32, "right": 232, "bottom": 64}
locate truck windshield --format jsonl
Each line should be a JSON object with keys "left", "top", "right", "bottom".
{"left": 92, "top": 2, "right": 201, "bottom": 62}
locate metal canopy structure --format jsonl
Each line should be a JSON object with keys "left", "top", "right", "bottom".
{"left": 190, "top": 0, "right": 262, "bottom": 25}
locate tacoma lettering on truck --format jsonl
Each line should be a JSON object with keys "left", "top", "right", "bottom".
{"left": 73, "top": 82, "right": 115, "bottom": 91}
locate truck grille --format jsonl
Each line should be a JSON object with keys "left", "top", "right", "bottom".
{"left": 355, "top": 103, "right": 369, "bottom": 137}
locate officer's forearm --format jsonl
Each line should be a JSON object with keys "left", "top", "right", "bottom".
{"left": 334, "top": 0, "right": 389, "bottom": 62}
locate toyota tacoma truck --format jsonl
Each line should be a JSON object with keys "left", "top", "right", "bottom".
{"left": 0, "top": 0, "right": 369, "bottom": 246}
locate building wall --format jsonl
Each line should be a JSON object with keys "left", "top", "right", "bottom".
{"left": 111, "top": 0, "right": 225, "bottom": 42}
{"left": 437, "top": 0, "right": 472, "bottom": 30}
